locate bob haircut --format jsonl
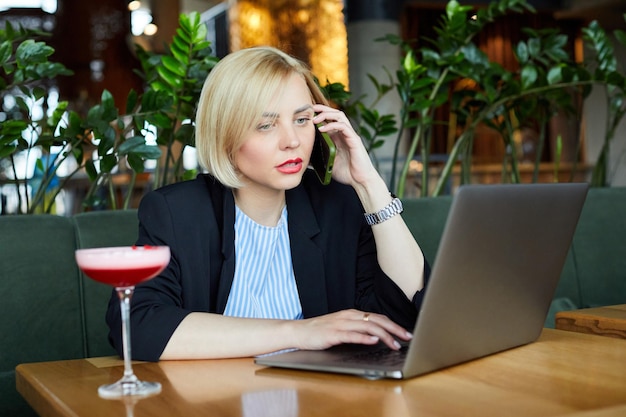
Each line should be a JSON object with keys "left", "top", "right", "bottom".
{"left": 195, "top": 46, "right": 329, "bottom": 188}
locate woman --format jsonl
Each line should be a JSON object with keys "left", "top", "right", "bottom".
{"left": 106, "top": 46, "right": 429, "bottom": 361}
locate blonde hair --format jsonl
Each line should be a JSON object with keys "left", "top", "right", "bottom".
{"left": 195, "top": 46, "right": 329, "bottom": 188}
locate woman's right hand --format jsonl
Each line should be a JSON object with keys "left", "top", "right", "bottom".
{"left": 291, "top": 309, "right": 413, "bottom": 351}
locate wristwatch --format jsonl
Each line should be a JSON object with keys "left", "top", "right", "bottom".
{"left": 364, "top": 196, "right": 404, "bottom": 226}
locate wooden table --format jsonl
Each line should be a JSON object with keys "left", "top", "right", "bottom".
{"left": 555, "top": 304, "right": 626, "bottom": 339}
{"left": 16, "top": 329, "right": 626, "bottom": 417}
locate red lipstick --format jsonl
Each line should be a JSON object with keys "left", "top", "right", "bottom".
{"left": 276, "top": 158, "right": 303, "bottom": 174}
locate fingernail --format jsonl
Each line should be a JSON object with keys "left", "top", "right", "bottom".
{"left": 406, "top": 332, "right": 413, "bottom": 339}
{"left": 394, "top": 340, "right": 401, "bottom": 349}
{"left": 370, "top": 336, "right": 379, "bottom": 342}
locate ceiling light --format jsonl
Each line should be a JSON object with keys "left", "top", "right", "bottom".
{"left": 128, "top": 1, "right": 141, "bottom": 12}
{"left": 143, "top": 23, "right": 158, "bottom": 36}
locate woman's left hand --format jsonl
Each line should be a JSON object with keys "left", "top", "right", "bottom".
{"left": 313, "top": 106, "right": 426, "bottom": 301}
{"left": 312, "top": 104, "right": 379, "bottom": 188}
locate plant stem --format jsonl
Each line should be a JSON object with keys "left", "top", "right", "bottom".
{"left": 123, "top": 169, "right": 137, "bottom": 210}
{"left": 9, "top": 154, "right": 24, "bottom": 214}
{"left": 397, "top": 68, "right": 451, "bottom": 198}
{"left": 108, "top": 174, "right": 117, "bottom": 210}
{"left": 432, "top": 79, "right": 594, "bottom": 196}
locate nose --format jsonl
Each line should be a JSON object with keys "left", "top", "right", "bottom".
{"left": 278, "top": 123, "right": 301, "bottom": 150}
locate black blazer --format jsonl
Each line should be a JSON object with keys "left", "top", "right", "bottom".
{"left": 107, "top": 171, "right": 429, "bottom": 361}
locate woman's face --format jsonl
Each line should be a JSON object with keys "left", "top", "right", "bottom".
{"left": 234, "top": 73, "right": 315, "bottom": 194}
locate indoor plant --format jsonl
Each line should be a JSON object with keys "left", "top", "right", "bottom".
{"left": 346, "top": 0, "right": 624, "bottom": 197}
{"left": 0, "top": 12, "right": 217, "bottom": 214}
{"left": 3, "top": 2, "right": 625, "bottom": 214}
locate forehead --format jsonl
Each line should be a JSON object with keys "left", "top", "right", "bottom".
{"left": 262, "top": 74, "right": 313, "bottom": 116}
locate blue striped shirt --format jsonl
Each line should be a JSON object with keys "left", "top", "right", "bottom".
{"left": 223, "top": 205, "right": 303, "bottom": 320}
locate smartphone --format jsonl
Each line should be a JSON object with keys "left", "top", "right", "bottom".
{"left": 310, "top": 123, "right": 336, "bottom": 185}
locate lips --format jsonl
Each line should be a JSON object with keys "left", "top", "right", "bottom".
{"left": 276, "top": 158, "right": 303, "bottom": 174}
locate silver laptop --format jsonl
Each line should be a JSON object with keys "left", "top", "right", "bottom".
{"left": 255, "top": 183, "right": 589, "bottom": 379}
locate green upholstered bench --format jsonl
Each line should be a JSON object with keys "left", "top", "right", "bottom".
{"left": 0, "top": 210, "right": 138, "bottom": 417}
{"left": 1, "top": 186, "right": 625, "bottom": 416}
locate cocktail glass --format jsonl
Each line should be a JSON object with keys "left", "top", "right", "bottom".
{"left": 75, "top": 245, "right": 170, "bottom": 398}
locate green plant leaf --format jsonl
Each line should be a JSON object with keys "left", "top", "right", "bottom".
{"left": 360, "top": 129, "right": 373, "bottom": 141}
{"left": 1, "top": 118, "right": 28, "bottom": 137}
{"left": 157, "top": 65, "right": 183, "bottom": 89}
{"left": 191, "top": 40, "right": 211, "bottom": 54}
{"left": 516, "top": 41, "right": 529, "bottom": 64}
{"left": 460, "top": 43, "right": 489, "bottom": 68}
{"left": 615, "top": 29, "right": 626, "bottom": 46}
{"left": 71, "top": 144, "right": 84, "bottom": 165}
{"left": 171, "top": 36, "right": 189, "bottom": 59}
{"left": 35, "top": 61, "right": 72, "bottom": 78}
{"left": 174, "top": 123, "right": 195, "bottom": 146}
{"left": 130, "top": 144, "right": 162, "bottom": 159}
{"left": 100, "top": 89, "right": 118, "bottom": 122}
{"left": 99, "top": 153, "right": 117, "bottom": 173}
{"left": 0, "top": 41, "right": 12, "bottom": 64}
{"left": 371, "top": 140, "right": 385, "bottom": 149}
{"left": 402, "top": 51, "right": 420, "bottom": 74}
{"left": 47, "top": 101, "right": 68, "bottom": 129}
{"left": 148, "top": 112, "right": 174, "bottom": 129}
{"left": 162, "top": 55, "right": 186, "bottom": 77}
{"left": 0, "top": 144, "right": 17, "bottom": 158}
{"left": 547, "top": 66, "right": 563, "bottom": 84}
{"left": 411, "top": 98, "right": 434, "bottom": 112}
{"left": 182, "top": 169, "right": 197, "bottom": 181}
{"left": 606, "top": 70, "right": 625, "bottom": 88}
{"left": 609, "top": 95, "right": 623, "bottom": 113}
{"left": 117, "top": 136, "right": 145, "bottom": 155}
{"left": 85, "top": 159, "right": 98, "bottom": 181}
{"left": 125, "top": 89, "right": 138, "bottom": 114}
{"left": 527, "top": 37, "right": 541, "bottom": 57}
{"left": 175, "top": 27, "right": 192, "bottom": 44}
{"left": 521, "top": 65, "right": 538, "bottom": 89}
{"left": 62, "top": 111, "right": 84, "bottom": 139}
{"left": 126, "top": 153, "right": 145, "bottom": 172}
{"left": 15, "top": 40, "right": 54, "bottom": 67}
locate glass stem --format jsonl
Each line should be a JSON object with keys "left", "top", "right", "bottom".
{"left": 117, "top": 286, "right": 137, "bottom": 382}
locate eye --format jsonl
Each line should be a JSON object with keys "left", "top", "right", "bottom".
{"left": 257, "top": 120, "right": 275, "bottom": 131}
{"left": 295, "top": 116, "right": 310, "bottom": 126}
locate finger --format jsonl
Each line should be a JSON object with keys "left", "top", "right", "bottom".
{"left": 357, "top": 312, "right": 413, "bottom": 341}
{"left": 312, "top": 103, "right": 337, "bottom": 116}
{"left": 313, "top": 107, "right": 350, "bottom": 126}
{"left": 350, "top": 313, "right": 413, "bottom": 350}
{"left": 322, "top": 310, "right": 411, "bottom": 351}
{"left": 334, "top": 332, "right": 381, "bottom": 347}
{"left": 358, "top": 324, "right": 402, "bottom": 350}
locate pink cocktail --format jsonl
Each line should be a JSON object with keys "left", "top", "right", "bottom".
{"left": 75, "top": 245, "right": 170, "bottom": 399}
{"left": 76, "top": 245, "right": 170, "bottom": 287}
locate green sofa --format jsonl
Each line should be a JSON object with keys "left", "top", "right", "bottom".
{"left": 0, "top": 210, "right": 139, "bottom": 416}
{"left": 2, "top": 187, "right": 625, "bottom": 416}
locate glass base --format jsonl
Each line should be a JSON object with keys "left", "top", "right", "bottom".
{"left": 98, "top": 378, "right": 162, "bottom": 399}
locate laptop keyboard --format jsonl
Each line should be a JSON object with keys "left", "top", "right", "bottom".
{"left": 341, "top": 344, "right": 409, "bottom": 366}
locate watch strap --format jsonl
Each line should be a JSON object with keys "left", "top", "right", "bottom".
{"left": 364, "top": 197, "right": 404, "bottom": 226}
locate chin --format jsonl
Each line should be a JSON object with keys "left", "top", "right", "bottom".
{"left": 280, "top": 174, "right": 305, "bottom": 191}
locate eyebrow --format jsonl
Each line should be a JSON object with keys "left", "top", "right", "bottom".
{"left": 294, "top": 104, "right": 314, "bottom": 114}
{"left": 261, "top": 104, "right": 314, "bottom": 120}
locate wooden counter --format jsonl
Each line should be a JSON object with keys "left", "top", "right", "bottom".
{"left": 555, "top": 304, "right": 626, "bottom": 339}
{"left": 16, "top": 329, "right": 626, "bottom": 417}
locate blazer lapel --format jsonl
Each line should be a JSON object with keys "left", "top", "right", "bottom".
{"left": 286, "top": 187, "right": 329, "bottom": 317}
{"left": 216, "top": 189, "right": 236, "bottom": 314}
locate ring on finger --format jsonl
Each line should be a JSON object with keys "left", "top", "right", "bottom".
{"left": 363, "top": 313, "right": 370, "bottom": 322}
